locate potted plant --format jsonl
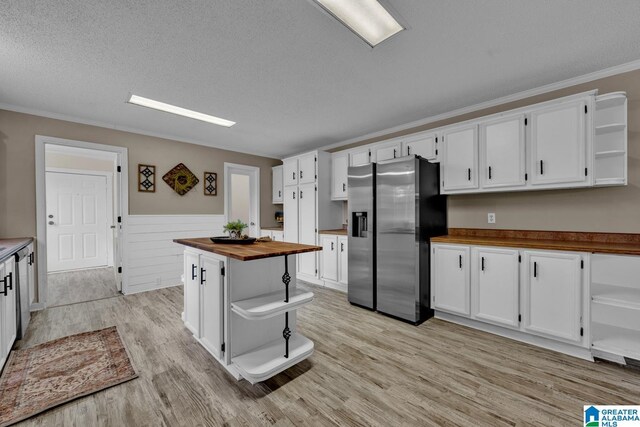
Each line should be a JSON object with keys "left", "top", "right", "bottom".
{"left": 223, "top": 219, "right": 248, "bottom": 239}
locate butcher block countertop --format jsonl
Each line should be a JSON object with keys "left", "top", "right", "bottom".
{"left": 319, "top": 229, "right": 348, "bottom": 236}
{"left": 431, "top": 228, "right": 640, "bottom": 256}
{"left": 0, "top": 237, "right": 33, "bottom": 262}
{"left": 174, "top": 238, "right": 321, "bottom": 261}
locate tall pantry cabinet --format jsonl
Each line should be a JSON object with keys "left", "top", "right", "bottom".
{"left": 282, "top": 151, "right": 343, "bottom": 283}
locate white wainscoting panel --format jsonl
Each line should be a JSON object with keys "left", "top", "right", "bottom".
{"left": 123, "top": 215, "right": 225, "bottom": 294}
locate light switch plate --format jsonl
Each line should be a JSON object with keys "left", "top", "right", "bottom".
{"left": 488, "top": 213, "right": 496, "bottom": 224}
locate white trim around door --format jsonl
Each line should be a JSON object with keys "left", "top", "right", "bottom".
{"left": 35, "top": 135, "right": 129, "bottom": 309}
{"left": 223, "top": 163, "right": 261, "bottom": 237}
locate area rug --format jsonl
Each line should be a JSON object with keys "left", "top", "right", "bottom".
{"left": 0, "top": 326, "right": 137, "bottom": 426}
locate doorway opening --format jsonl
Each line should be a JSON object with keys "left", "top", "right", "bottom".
{"left": 224, "top": 163, "right": 260, "bottom": 237}
{"left": 35, "top": 136, "right": 128, "bottom": 309}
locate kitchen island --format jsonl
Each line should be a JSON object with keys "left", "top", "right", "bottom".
{"left": 173, "top": 237, "right": 321, "bottom": 384}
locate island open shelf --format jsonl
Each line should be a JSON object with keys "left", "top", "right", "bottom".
{"left": 174, "top": 237, "right": 322, "bottom": 384}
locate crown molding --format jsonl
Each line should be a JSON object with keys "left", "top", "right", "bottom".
{"left": 314, "top": 58, "right": 640, "bottom": 154}
{"left": 0, "top": 103, "right": 278, "bottom": 159}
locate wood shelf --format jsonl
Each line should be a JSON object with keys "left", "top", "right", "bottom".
{"left": 232, "top": 333, "right": 314, "bottom": 384}
{"left": 592, "top": 323, "right": 640, "bottom": 360}
{"left": 592, "top": 285, "right": 640, "bottom": 310}
{"left": 231, "top": 288, "right": 314, "bottom": 320}
{"left": 595, "top": 92, "right": 627, "bottom": 110}
{"left": 595, "top": 123, "right": 626, "bottom": 135}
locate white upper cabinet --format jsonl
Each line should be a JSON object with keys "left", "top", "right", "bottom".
{"left": 331, "top": 152, "right": 349, "bottom": 200}
{"left": 523, "top": 251, "right": 583, "bottom": 343}
{"left": 374, "top": 141, "right": 402, "bottom": 162}
{"left": 529, "top": 99, "right": 588, "bottom": 187}
{"left": 298, "top": 153, "right": 316, "bottom": 184}
{"left": 283, "top": 158, "right": 298, "bottom": 187}
{"left": 403, "top": 133, "right": 437, "bottom": 161}
{"left": 441, "top": 124, "right": 478, "bottom": 192}
{"left": 471, "top": 247, "right": 520, "bottom": 329}
{"left": 272, "top": 165, "right": 283, "bottom": 203}
{"left": 480, "top": 114, "right": 526, "bottom": 189}
{"left": 350, "top": 147, "right": 372, "bottom": 166}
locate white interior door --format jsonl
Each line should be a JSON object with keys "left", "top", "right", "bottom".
{"left": 225, "top": 164, "right": 260, "bottom": 237}
{"left": 46, "top": 172, "right": 109, "bottom": 272}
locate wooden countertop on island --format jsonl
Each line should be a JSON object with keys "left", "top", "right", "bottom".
{"left": 174, "top": 238, "right": 321, "bottom": 261}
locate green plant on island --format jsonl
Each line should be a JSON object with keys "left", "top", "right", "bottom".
{"left": 223, "top": 219, "right": 248, "bottom": 239}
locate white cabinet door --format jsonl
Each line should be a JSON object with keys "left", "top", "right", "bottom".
{"left": 283, "top": 188, "right": 298, "bottom": 243}
{"left": 0, "top": 262, "right": 6, "bottom": 368}
{"left": 338, "top": 236, "right": 348, "bottom": 286}
{"left": 1, "top": 259, "right": 16, "bottom": 359}
{"left": 298, "top": 183, "right": 317, "bottom": 276}
{"left": 272, "top": 165, "right": 283, "bottom": 203}
{"left": 530, "top": 100, "right": 587, "bottom": 186}
{"left": 298, "top": 153, "right": 316, "bottom": 184}
{"left": 332, "top": 153, "right": 349, "bottom": 200}
{"left": 374, "top": 141, "right": 402, "bottom": 162}
{"left": 350, "top": 148, "right": 372, "bottom": 166}
{"left": 200, "top": 255, "right": 224, "bottom": 359}
{"left": 184, "top": 251, "right": 201, "bottom": 337}
{"left": 472, "top": 247, "right": 520, "bottom": 328}
{"left": 321, "top": 235, "right": 338, "bottom": 282}
{"left": 441, "top": 124, "right": 478, "bottom": 191}
{"left": 283, "top": 158, "right": 298, "bottom": 187}
{"left": 480, "top": 114, "right": 526, "bottom": 189}
{"left": 403, "top": 134, "right": 437, "bottom": 160}
{"left": 523, "top": 251, "right": 583, "bottom": 342}
{"left": 433, "top": 245, "right": 470, "bottom": 316}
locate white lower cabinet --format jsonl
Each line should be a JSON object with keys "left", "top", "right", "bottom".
{"left": 432, "top": 243, "right": 588, "bottom": 358}
{"left": 432, "top": 245, "right": 470, "bottom": 316}
{"left": 320, "top": 234, "right": 348, "bottom": 290}
{"left": 522, "top": 251, "right": 583, "bottom": 343}
{"left": 0, "top": 257, "right": 17, "bottom": 370}
{"left": 183, "top": 250, "right": 224, "bottom": 359}
{"left": 338, "top": 236, "right": 348, "bottom": 286}
{"left": 471, "top": 247, "right": 520, "bottom": 328}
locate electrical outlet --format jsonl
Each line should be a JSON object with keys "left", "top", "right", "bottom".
{"left": 488, "top": 213, "right": 496, "bottom": 224}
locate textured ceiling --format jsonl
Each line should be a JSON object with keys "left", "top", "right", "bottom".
{"left": 1, "top": 1, "right": 640, "bottom": 158}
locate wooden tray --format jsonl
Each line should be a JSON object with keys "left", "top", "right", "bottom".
{"left": 210, "top": 236, "right": 256, "bottom": 245}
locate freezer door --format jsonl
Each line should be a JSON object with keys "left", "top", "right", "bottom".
{"left": 348, "top": 164, "right": 375, "bottom": 309}
{"left": 376, "top": 158, "right": 419, "bottom": 321}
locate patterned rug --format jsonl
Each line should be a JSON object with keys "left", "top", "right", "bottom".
{"left": 0, "top": 327, "right": 137, "bottom": 426}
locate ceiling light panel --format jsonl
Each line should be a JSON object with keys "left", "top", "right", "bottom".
{"left": 127, "top": 95, "right": 235, "bottom": 127}
{"left": 313, "top": 0, "right": 404, "bottom": 47}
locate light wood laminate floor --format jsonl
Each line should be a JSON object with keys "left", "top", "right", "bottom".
{"left": 47, "top": 267, "right": 119, "bottom": 307}
{"left": 15, "top": 284, "right": 640, "bottom": 426}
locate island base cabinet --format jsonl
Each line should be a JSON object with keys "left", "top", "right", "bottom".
{"left": 432, "top": 245, "right": 470, "bottom": 316}
{"left": 0, "top": 257, "right": 17, "bottom": 370}
{"left": 522, "top": 251, "right": 583, "bottom": 343}
{"left": 200, "top": 255, "right": 224, "bottom": 359}
{"left": 471, "top": 247, "right": 520, "bottom": 328}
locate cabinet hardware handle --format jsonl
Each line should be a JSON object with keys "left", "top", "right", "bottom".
{"left": 300, "top": 170, "right": 303, "bottom": 179}
{"left": 293, "top": 172, "right": 296, "bottom": 180}
{"left": 488, "top": 166, "right": 492, "bottom": 180}
{"left": 292, "top": 191, "right": 295, "bottom": 200}
{"left": 481, "top": 257, "right": 485, "bottom": 271}
{"left": 459, "top": 255, "right": 462, "bottom": 269}
{"left": 191, "top": 264, "right": 197, "bottom": 280}
{"left": 278, "top": 190, "right": 281, "bottom": 198}
{"left": 331, "top": 242, "right": 334, "bottom": 251}
{"left": 300, "top": 190, "right": 303, "bottom": 199}
{"left": 342, "top": 183, "right": 346, "bottom": 192}
{"left": 407, "top": 146, "right": 411, "bottom": 156}
{"left": 0, "top": 279, "right": 6, "bottom": 296}
{"left": 533, "top": 262, "right": 537, "bottom": 278}
{"left": 467, "top": 168, "right": 471, "bottom": 181}
{"left": 200, "top": 268, "right": 206, "bottom": 285}
{"left": 6, "top": 272, "right": 12, "bottom": 291}
{"left": 540, "top": 160, "right": 544, "bottom": 175}
{"left": 341, "top": 242, "right": 344, "bottom": 252}
{"left": 393, "top": 149, "right": 397, "bottom": 158}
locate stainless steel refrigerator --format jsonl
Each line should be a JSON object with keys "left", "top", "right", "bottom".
{"left": 376, "top": 156, "right": 446, "bottom": 323}
{"left": 347, "top": 163, "right": 376, "bottom": 309}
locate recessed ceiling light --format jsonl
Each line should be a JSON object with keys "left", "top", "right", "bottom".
{"left": 127, "top": 95, "right": 236, "bottom": 127}
{"left": 312, "top": 0, "right": 404, "bottom": 47}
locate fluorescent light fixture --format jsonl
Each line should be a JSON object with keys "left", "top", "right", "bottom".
{"left": 127, "top": 94, "right": 235, "bottom": 127}
{"left": 312, "top": 0, "right": 404, "bottom": 47}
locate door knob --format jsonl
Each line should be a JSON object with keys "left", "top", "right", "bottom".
{"left": 250, "top": 222, "right": 255, "bottom": 226}
{"left": 48, "top": 221, "right": 55, "bottom": 225}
